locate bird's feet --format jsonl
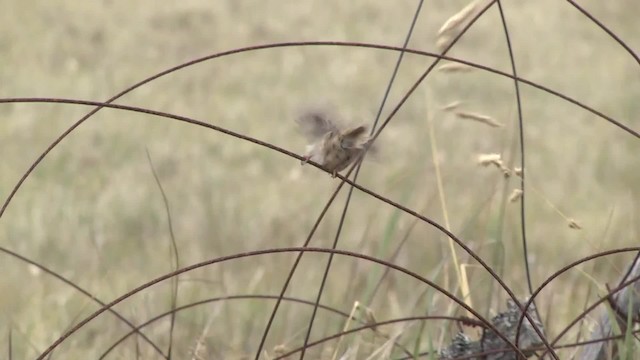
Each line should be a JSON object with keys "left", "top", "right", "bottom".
{"left": 300, "top": 156, "right": 310, "bottom": 166}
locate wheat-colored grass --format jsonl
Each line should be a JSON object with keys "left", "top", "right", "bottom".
{"left": 0, "top": 0, "right": 638, "bottom": 358}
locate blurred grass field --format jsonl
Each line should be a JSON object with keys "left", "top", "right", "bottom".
{"left": 0, "top": 0, "right": 638, "bottom": 358}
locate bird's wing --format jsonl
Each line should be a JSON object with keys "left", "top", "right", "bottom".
{"left": 340, "top": 125, "right": 370, "bottom": 149}
{"left": 295, "top": 110, "right": 340, "bottom": 140}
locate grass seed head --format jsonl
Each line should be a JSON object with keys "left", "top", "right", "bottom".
{"left": 436, "top": 0, "right": 491, "bottom": 51}
{"left": 436, "top": 34, "right": 454, "bottom": 52}
{"left": 438, "top": 63, "right": 474, "bottom": 73}
{"left": 437, "top": 0, "right": 484, "bottom": 37}
{"left": 477, "top": 153, "right": 502, "bottom": 167}
{"left": 442, "top": 100, "right": 463, "bottom": 111}
{"left": 509, "top": 189, "right": 524, "bottom": 203}
{"left": 568, "top": 218, "right": 582, "bottom": 230}
{"left": 456, "top": 111, "right": 503, "bottom": 128}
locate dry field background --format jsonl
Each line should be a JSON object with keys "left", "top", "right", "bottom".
{"left": 0, "top": 0, "right": 638, "bottom": 358}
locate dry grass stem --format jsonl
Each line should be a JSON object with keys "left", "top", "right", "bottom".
{"left": 331, "top": 301, "right": 361, "bottom": 360}
{"left": 427, "top": 93, "right": 472, "bottom": 317}
{"left": 364, "top": 306, "right": 378, "bottom": 331}
{"left": 455, "top": 111, "right": 503, "bottom": 128}
{"left": 509, "top": 189, "right": 524, "bottom": 203}
{"left": 338, "top": 345, "right": 359, "bottom": 360}
{"left": 190, "top": 315, "right": 216, "bottom": 360}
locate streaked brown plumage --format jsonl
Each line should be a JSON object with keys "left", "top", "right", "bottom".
{"left": 296, "top": 110, "right": 372, "bottom": 177}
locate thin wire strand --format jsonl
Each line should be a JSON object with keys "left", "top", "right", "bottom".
{"left": 564, "top": 0, "right": 639, "bottom": 65}
{"left": 33, "top": 247, "right": 527, "bottom": 360}
{"left": 99, "top": 294, "right": 417, "bottom": 359}
{"left": 0, "top": 96, "right": 557, "bottom": 358}
{"left": 496, "top": 0, "right": 532, "bottom": 295}
{"left": 0, "top": 245, "right": 167, "bottom": 358}
{"left": 0, "top": 42, "right": 636, "bottom": 222}
{"left": 297, "top": 1, "right": 425, "bottom": 358}
{"left": 1, "top": 42, "right": 637, "bottom": 226}
{"left": 514, "top": 247, "right": 640, "bottom": 347}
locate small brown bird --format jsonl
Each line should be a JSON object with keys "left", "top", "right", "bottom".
{"left": 296, "top": 110, "right": 372, "bottom": 177}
